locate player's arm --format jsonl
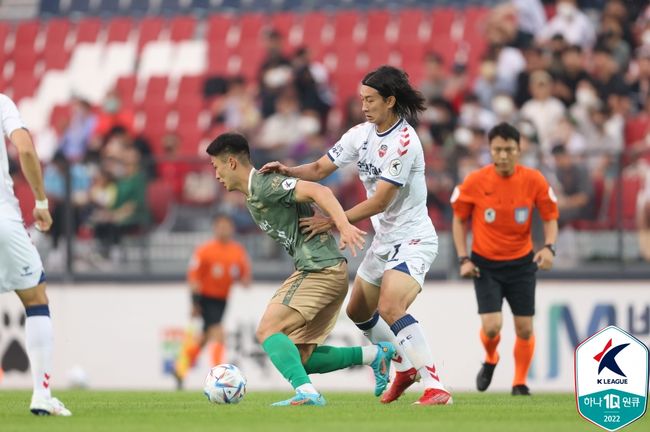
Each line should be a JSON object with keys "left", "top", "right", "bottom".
{"left": 10, "top": 128, "right": 52, "bottom": 231}
{"left": 259, "top": 155, "right": 337, "bottom": 182}
{"left": 344, "top": 179, "right": 399, "bottom": 223}
{"left": 293, "top": 180, "right": 366, "bottom": 257}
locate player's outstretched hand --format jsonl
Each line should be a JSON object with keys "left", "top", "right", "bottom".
{"left": 299, "top": 214, "right": 334, "bottom": 240}
{"left": 459, "top": 260, "right": 480, "bottom": 279}
{"left": 337, "top": 224, "right": 366, "bottom": 257}
{"left": 258, "top": 161, "right": 289, "bottom": 175}
{"left": 33, "top": 208, "right": 53, "bottom": 232}
{"left": 534, "top": 248, "right": 554, "bottom": 270}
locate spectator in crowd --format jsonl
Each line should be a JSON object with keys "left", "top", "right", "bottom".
{"left": 554, "top": 45, "right": 590, "bottom": 107}
{"left": 590, "top": 44, "right": 629, "bottom": 103}
{"left": 511, "top": 0, "right": 546, "bottom": 39}
{"left": 520, "top": 70, "right": 566, "bottom": 154}
{"left": 43, "top": 151, "right": 91, "bottom": 253}
{"left": 474, "top": 58, "right": 512, "bottom": 109}
{"left": 491, "top": 93, "right": 519, "bottom": 125}
{"left": 258, "top": 29, "right": 293, "bottom": 118}
{"left": 514, "top": 45, "right": 549, "bottom": 108}
{"left": 597, "top": 14, "right": 631, "bottom": 73}
{"left": 537, "top": 0, "right": 596, "bottom": 50}
{"left": 551, "top": 144, "right": 594, "bottom": 225}
{"left": 156, "top": 132, "right": 190, "bottom": 201}
{"left": 211, "top": 76, "right": 261, "bottom": 134}
{"left": 420, "top": 52, "right": 448, "bottom": 101}
{"left": 458, "top": 93, "right": 497, "bottom": 131}
{"left": 517, "top": 119, "right": 542, "bottom": 168}
{"left": 58, "top": 98, "right": 96, "bottom": 162}
{"left": 92, "top": 147, "right": 150, "bottom": 260}
{"left": 292, "top": 46, "right": 333, "bottom": 128}
{"left": 93, "top": 89, "right": 135, "bottom": 139}
{"left": 629, "top": 46, "right": 650, "bottom": 111}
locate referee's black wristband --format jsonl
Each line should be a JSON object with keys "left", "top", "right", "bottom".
{"left": 543, "top": 244, "right": 556, "bottom": 256}
{"left": 458, "top": 256, "right": 471, "bottom": 265}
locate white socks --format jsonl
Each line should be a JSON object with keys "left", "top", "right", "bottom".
{"left": 25, "top": 306, "right": 53, "bottom": 400}
{"left": 391, "top": 314, "right": 445, "bottom": 391}
{"left": 355, "top": 312, "right": 414, "bottom": 372}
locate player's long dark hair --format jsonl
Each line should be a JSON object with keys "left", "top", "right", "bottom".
{"left": 361, "top": 65, "right": 426, "bottom": 123}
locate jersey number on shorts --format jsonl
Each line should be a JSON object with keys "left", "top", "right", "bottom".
{"left": 388, "top": 244, "right": 401, "bottom": 262}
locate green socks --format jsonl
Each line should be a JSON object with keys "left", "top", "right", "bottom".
{"left": 262, "top": 333, "right": 312, "bottom": 389}
{"left": 304, "top": 346, "right": 363, "bottom": 374}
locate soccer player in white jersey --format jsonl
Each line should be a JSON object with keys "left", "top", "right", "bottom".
{"left": 0, "top": 94, "right": 71, "bottom": 416}
{"left": 260, "top": 65, "right": 451, "bottom": 405}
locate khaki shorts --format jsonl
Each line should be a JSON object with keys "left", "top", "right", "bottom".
{"left": 270, "top": 260, "right": 348, "bottom": 345}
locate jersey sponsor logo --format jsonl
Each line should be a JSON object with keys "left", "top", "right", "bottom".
{"left": 514, "top": 207, "right": 529, "bottom": 224}
{"left": 282, "top": 178, "right": 297, "bottom": 190}
{"left": 357, "top": 161, "right": 382, "bottom": 176}
{"left": 549, "top": 186, "right": 558, "bottom": 203}
{"left": 484, "top": 208, "right": 496, "bottom": 223}
{"left": 388, "top": 159, "right": 402, "bottom": 176}
{"left": 378, "top": 144, "right": 387, "bottom": 157}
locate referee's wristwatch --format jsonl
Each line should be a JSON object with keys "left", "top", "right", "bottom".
{"left": 458, "top": 256, "right": 471, "bottom": 265}
{"left": 543, "top": 244, "right": 556, "bottom": 256}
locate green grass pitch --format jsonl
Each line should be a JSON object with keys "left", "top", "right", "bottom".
{"left": 0, "top": 391, "right": 647, "bottom": 432}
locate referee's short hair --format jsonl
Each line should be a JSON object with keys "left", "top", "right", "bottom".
{"left": 488, "top": 122, "right": 520, "bottom": 146}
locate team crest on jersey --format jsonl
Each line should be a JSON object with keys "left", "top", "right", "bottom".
{"left": 388, "top": 159, "right": 402, "bottom": 176}
{"left": 484, "top": 208, "right": 496, "bottom": 223}
{"left": 378, "top": 144, "right": 388, "bottom": 157}
{"left": 514, "top": 207, "right": 529, "bottom": 224}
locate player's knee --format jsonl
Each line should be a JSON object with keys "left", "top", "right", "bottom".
{"left": 515, "top": 327, "right": 533, "bottom": 340}
{"left": 376, "top": 302, "right": 403, "bottom": 325}
{"left": 484, "top": 327, "right": 500, "bottom": 339}
{"left": 346, "top": 302, "right": 371, "bottom": 323}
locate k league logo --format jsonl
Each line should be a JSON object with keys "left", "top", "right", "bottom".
{"left": 575, "top": 326, "right": 649, "bottom": 431}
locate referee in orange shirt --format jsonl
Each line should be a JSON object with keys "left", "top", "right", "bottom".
{"left": 175, "top": 214, "right": 251, "bottom": 388}
{"left": 451, "top": 122, "right": 559, "bottom": 396}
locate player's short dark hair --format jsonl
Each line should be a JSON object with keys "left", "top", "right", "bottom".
{"left": 488, "top": 122, "right": 520, "bottom": 146}
{"left": 206, "top": 132, "right": 251, "bottom": 162}
{"left": 361, "top": 65, "right": 426, "bottom": 122}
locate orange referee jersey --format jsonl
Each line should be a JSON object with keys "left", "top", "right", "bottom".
{"left": 451, "top": 164, "right": 559, "bottom": 261}
{"left": 188, "top": 240, "right": 251, "bottom": 299}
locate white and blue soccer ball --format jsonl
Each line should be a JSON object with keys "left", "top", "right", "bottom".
{"left": 203, "top": 364, "right": 247, "bottom": 404}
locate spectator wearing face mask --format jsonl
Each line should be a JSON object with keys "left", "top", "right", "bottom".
{"left": 94, "top": 89, "right": 135, "bottom": 139}
{"left": 520, "top": 70, "right": 566, "bottom": 154}
{"left": 537, "top": 0, "right": 596, "bottom": 50}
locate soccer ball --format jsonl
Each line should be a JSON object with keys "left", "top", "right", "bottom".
{"left": 203, "top": 364, "right": 247, "bottom": 404}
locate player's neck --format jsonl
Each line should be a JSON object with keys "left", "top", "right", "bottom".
{"left": 237, "top": 165, "right": 255, "bottom": 196}
{"left": 375, "top": 113, "right": 400, "bottom": 134}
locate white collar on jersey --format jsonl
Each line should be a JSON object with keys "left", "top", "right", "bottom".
{"left": 247, "top": 168, "right": 256, "bottom": 196}
{"left": 375, "top": 117, "right": 403, "bottom": 137}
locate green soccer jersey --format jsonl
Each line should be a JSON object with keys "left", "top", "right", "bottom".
{"left": 246, "top": 170, "right": 344, "bottom": 272}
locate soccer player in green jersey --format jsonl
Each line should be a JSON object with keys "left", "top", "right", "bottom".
{"left": 206, "top": 132, "right": 395, "bottom": 406}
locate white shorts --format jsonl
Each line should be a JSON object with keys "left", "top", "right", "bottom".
{"left": 0, "top": 209, "right": 44, "bottom": 293}
{"left": 356, "top": 236, "right": 438, "bottom": 288}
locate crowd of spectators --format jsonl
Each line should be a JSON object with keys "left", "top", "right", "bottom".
{"left": 9, "top": 0, "right": 650, "bottom": 268}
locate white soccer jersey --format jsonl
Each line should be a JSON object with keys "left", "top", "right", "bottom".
{"left": 327, "top": 119, "right": 435, "bottom": 244}
{"left": 0, "top": 93, "right": 26, "bottom": 215}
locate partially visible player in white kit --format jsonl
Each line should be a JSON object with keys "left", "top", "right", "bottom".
{"left": 0, "top": 93, "right": 71, "bottom": 416}
{"left": 260, "top": 65, "right": 451, "bottom": 405}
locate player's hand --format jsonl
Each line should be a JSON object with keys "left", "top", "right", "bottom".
{"left": 258, "top": 161, "right": 290, "bottom": 175}
{"left": 534, "top": 248, "right": 554, "bottom": 270}
{"left": 33, "top": 208, "right": 53, "bottom": 232}
{"left": 460, "top": 261, "right": 480, "bottom": 278}
{"left": 337, "top": 224, "right": 366, "bottom": 257}
{"left": 191, "top": 303, "right": 201, "bottom": 317}
{"left": 299, "top": 214, "right": 334, "bottom": 240}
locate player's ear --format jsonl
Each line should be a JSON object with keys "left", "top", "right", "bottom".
{"left": 386, "top": 95, "right": 396, "bottom": 109}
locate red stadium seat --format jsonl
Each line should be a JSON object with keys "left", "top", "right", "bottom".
{"left": 75, "top": 17, "right": 102, "bottom": 43}
{"left": 49, "top": 103, "right": 72, "bottom": 133}
{"left": 301, "top": 12, "right": 327, "bottom": 54}
{"left": 270, "top": 12, "right": 296, "bottom": 51}
{"left": 9, "top": 74, "right": 39, "bottom": 102}
{"left": 365, "top": 10, "right": 391, "bottom": 42}
{"left": 430, "top": 8, "right": 456, "bottom": 39}
{"left": 147, "top": 179, "right": 174, "bottom": 226}
{"left": 239, "top": 13, "right": 265, "bottom": 43}
{"left": 106, "top": 17, "right": 133, "bottom": 42}
{"left": 330, "top": 10, "right": 360, "bottom": 46}
{"left": 14, "top": 20, "right": 40, "bottom": 51}
{"left": 42, "top": 19, "right": 71, "bottom": 49}
{"left": 177, "top": 75, "right": 206, "bottom": 100}
{"left": 169, "top": 16, "right": 196, "bottom": 41}
{"left": 625, "top": 115, "right": 650, "bottom": 146}
{"left": 136, "top": 17, "right": 164, "bottom": 52}
{"left": 141, "top": 76, "right": 169, "bottom": 107}
{"left": 115, "top": 75, "right": 137, "bottom": 109}
{"left": 12, "top": 175, "right": 35, "bottom": 227}
{"left": 12, "top": 50, "right": 40, "bottom": 75}
{"left": 206, "top": 14, "right": 233, "bottom": 46}
{"left": 397, "top": 9, "right": 424, "bottom": 43}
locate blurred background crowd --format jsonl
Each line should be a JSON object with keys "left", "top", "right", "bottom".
{"left": 1, "top": 0, "right": 649, "bottom": 279}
